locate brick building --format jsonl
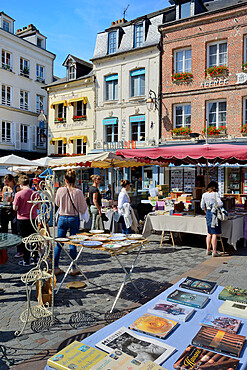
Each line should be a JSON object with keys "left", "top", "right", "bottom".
{"left": 159, "top": 0, "right": 247, "bottom": 143}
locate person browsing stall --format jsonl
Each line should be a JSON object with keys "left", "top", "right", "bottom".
{"left": 200, "top": 181, "right": 223, "bottom": 257}
{"left": 118, "top": 180, "right": 138, "bottom": 235}
{"left": 55, "top": 169, "right": 87, "bottom": 276}
{"left": 89, "top": 175, "right": 102, "bottom": 230}
{"left": 1, "top": 174, "right": 20, "bottom": 237}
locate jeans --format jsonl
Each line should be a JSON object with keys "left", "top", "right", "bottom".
{"left": 54, "top": 215, "right": 80, "bottom": 268}
{"left": 119, "top": 216, "right": 131, "bottom": 234}
{"left": 90, "top": 205, "right": 99, "bottom": 230}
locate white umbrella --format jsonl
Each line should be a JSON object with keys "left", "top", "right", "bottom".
{"left": 31, "top": 157, "right": 52, "bottom": 167}
{"left": 0, "top": 154, "right": 37, "bottom": 167}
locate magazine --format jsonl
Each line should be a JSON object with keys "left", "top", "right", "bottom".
{"left": 200, "top": 313, "right": 241, "bottom": 334}
{"left": 173, "top": 345, "right": 239, "bottom": 369}
{"left": 47, "top": 341, "right": 107, "bottom": 370}
{"left": 148, "top": 299, "right": 194, "bottom": 322}
{"left": 179, "top": 276, "right": 217, "bottom": 294}
{"left": 192, "top": 326, "right": 245, "bottom": 357}
{"left": 219, "top": 300, "right": 247, "bottom": 319}
{"left": 167, "top": 289, "right": 209, "bottom": 308}
{"left": 218, "top": 286, "right": 247, "bottom": 304}
{"left": 129, "top": 313, "right": 178, "bottom": 339}
{"left": 96, "top": 326, "right": 176, "bottom": 365}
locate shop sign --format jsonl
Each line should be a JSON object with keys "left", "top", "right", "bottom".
{"left": 236, "top": 73, "right": 247, "bottom": 85}
{"left": 103, "top": 140, "right": 137, "bottom": 151}
{"left": 200, "top": 78, "right": 229, "bottom": 88}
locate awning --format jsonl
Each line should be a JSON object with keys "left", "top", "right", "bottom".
{"left": 50, "top": 137, "right": 67, "bottom": 145}
{"left": 50, "top": 100, "right": 67, "bottom": 109}
{"left": 69, "top": 135, "right": 87, "bottom": 144}
{"left": 68, "top": 97, "right": 87, "bottom": 106}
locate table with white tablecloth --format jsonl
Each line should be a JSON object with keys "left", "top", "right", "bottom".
{"left": 143, "top": 214, "right": 245, "bottom": 249}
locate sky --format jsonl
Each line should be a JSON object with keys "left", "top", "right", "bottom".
{"left": 3, "top": 0, "right": 171, "bottom": 77}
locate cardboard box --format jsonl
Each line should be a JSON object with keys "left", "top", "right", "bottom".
{"left": 159, "top": 190, "right": 169, "bottom": 197}
{"left": 148, "top": 196, "right": 159, "bottom": 201}
{"left": 174, "top": 202, "right": 184, "bottom": 212}
{"left": 177, "top": 196, "right": 193, "bottom": 202}
{"left": 157, "top": 184, "right": 169, "bottom": 191}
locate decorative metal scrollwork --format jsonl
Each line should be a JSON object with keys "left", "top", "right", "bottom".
{"left": 69, "top": 312, "right": 97, "bottom": 329}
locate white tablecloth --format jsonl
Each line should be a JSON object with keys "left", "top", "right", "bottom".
{"left": 143, "top": 214, "right": 245, "bottom": 249}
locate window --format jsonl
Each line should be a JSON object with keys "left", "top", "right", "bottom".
{"left": 180, "top": 2, "right": 191, "bottom": 18}
{"left": 36, "top": 64, "right": 45, "bottom": 83}
{"left": 75, "top": 101, "right": 86, "bottom": 116}
{"left": 20, "top": 57, "right": 29, "bottom": 76}
{"left": 108, "top": 31, "right": 117, "bottom": 54}
{"left": 207, "top": 100, "right": 227, "bottom": 128}
{"left": 55, "top": 103, "right": 66, "bottom": 121}
{"left": 2, "top": 50, "right": 11, "bottom": 70}
{"left": 174, "top": 49, "right": 191, "bottom": 73}
{"left": 2, "top": 121, "right": 11, "bottom": 143}
{"left": 57, "top": 140, "right": 66, "bottom": 155}
{"left": 20, "top": 124, "right": 28, "bottom": 143}
{"left": 37, "top": 37, "right": 42, "bottom": 48}
{"left": 20, "top": 90, "right": 29, "bottom": 110}
{"left": 174, "top": 104, "right": 191, "bottom": 128}
{"left": 244, "top": 98, "right": 247, "bottom": 125}
{"left": 105, "top": 74, "right": 118, "bottom": 101}
{"left": 2, "top": 85, "right": 11, "bottom": 106}
{"left": 105, "top": 124, "right": 118, "bottom": 143}
{"left": 76, "top": 139, "right": 86, "bottom": 154}
{"left": 3, "top": 19, "right": 10, "bottom": 32}
{"left": 68, "top": 65, "right": 76, "bottom": 79}
{"left": 244, "top": 37, "right": 247, "bottom": 63}
{"left": 130, "top": 69, "right": 145, "bottom": 97}
{"left": 36, "top": 95, "right": 44, "bottom": 113}
{"left": 134, "top": 23, "right": 143, "bottom": 48}
{"left": 130, "top": 116, "right": 145, "bottom": 141}
{"left": 208, "top": 41, "right": 227, "bottom": 67}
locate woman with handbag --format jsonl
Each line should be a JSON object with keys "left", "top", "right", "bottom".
{"left": 54, "top": 169, "right": 88, "bottom": 276}
{"left": 118, "top": 180, "right": 138, "bottom": 234}
{"left": 201, "top": 181, "right": 223, "bottom": 257}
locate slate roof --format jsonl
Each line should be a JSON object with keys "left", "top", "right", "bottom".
{"left": 62, "top": 54, "right": 93, "bottom": 68}
{"left": 44, "top": 70, "right": 93, "bottom": 89}
{"left": 204, "top": 0, "right": 247, "bottom": 11}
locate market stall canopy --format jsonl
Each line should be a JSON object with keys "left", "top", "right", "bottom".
{"left": 116, "top": 144, "right": 247, "bottom": 165}
{"left": 31, "top": 157, "right": 53, "bottom": 167}
{"left": 49, "top": 152, "right": 149, "bottom": 169}
{"left": 0, "top": 154, "right": 38, "bottom": 167}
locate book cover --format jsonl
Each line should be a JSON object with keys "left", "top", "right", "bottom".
{"left": 173, "top": 345, "right": 239, "bottom": 369}
{"left": 47, "top": 341, "right": 107, "bottom": 370}
{"left": 192, "top": 326, "right": 245, "bottom": 357}
{"left": 90, "top": 349, "right": 143, "bottom": 370}
{"left": 218, "top": 286, "right": 247, "bottom": 304}
{"left": 200, "top": 313, "right": 241, "bottom": 334}
{"left": 140, "top": 361, "right": 167, "bottom": 370}
{"left": 96, "top": 326, "right": 176, "bottom": 365}
{"left": 179, "top": 276, "right": 217, "bottom": 295}
{"left": 129, "top": 313, "right": 178, "bottom": 339}
{"left": 219, "top": 300, "right": 247, "bottom": 319}
{"left": 148, "top": 299, "right": 194, "bottom": 322}
{"left": 167, "top": 289, "right": 209, "bottom": 309}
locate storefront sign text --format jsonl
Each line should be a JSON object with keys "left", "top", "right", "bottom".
{"left": 200, "top": 78, "right": 229, "bottom": 88}
{"left": 103, "top": 140, "right": 137, "bottom": 151}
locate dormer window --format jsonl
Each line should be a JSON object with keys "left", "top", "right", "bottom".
{"left": 3, "top": 19, "right": 10, "bottom": 32}
{"left": 134, "top": 23, "right": 143, "bottom": 48}
{"left": 180, "top": 2, "right": 191, "bottom": 18}
{"left": 68, "top": 65, "right": 76, "bottom": 80}
{"left": 108, "top": 31, "right": 117, "bottom": 54}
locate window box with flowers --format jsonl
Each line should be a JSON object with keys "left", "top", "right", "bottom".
{"left": 50, "top": 153, "right": 85, "bottom": 157}
{"left": 242, "top": 62, "right": 247, "bottom": 72}
{"left": 54, "top": 117, "right": 66, "bottom": 123}
{"left": 2, "top": 63, "right": 12, "bottom": 72}
{"left": 204, "top": 125, "right": 227, "bottom": 136}
{"left": 241, "top": 124, "right": 247, "bottom": 136}
{"left": 172, "top": 72, "right": 193, "bottom": 83}
{"left": 73, "top": 115, "right": 87, "bottom": 121}
{"left": 171, "top": 127, "right": 191, "bottom": 139}
{"left": 20, "top": 67, "right": 30, "bottom": 77}
{"left": 205, "top": 65, "right": 228, "bottom": 79}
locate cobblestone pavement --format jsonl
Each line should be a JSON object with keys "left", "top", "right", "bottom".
{"left": 0, "top": 232, "right": 245, "bottom": 369}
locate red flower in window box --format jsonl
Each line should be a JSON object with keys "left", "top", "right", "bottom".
{"left": 172, "top": 72, "right": 193, "bottom": 82}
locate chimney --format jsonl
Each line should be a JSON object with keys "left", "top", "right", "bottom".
{"left": 23, "top": 26, "right": 27, "bottom": 30}
{"left": 111, "top": 18, "right": 126, "bottom": 27}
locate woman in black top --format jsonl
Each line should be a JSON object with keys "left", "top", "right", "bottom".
{"left": 89, "top": 175, "right": 102, "bottom": 230}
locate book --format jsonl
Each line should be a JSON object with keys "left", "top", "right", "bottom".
{"left": 219, "top": 299, "right": 247, "bottom": 319}
{"left": 91, "top": 350, "right": 166, "bottom": 370}
{"left": 192, "top": 326, "right": 245, "bottom": 357}
{"left": 218, "top": 286, "right": 247, "bottom": 304}
{"left": 200, "top": 313, "right": 241, "bottom": 334}
{"left": 179, "top": 276, "right": 217, "bottom": 295}
{"left": 173, "top": 345, "right": 239, "bottom": 369}
{"left": 129, "top": 313, "right": 178, "bottom": 339}
{"left": 167, "top": 289, "right": 209, "bottom": 309}
{"left": 148, "top": 299, "right": 194, "bottom": 322}
{"left": 95, "top": 326, "right": 176, "bottom": 365}
{"left": 47, "top": 341, "right": 107, "bottom": 370}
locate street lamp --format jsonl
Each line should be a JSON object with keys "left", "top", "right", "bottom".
{"left": 146, "top": 89, "right": 160, "bottom": 111}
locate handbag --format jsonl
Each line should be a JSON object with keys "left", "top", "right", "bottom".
{"left": 215, "top": 193, "right": 228, "bottom": 222}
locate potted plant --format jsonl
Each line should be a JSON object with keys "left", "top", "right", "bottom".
{"left": 205, "top": 65, "right": 228, "bottom": 78}
{"left": 241, "top": 123, "right": 247, "bottom": 135}
{"left": 171, "top": 127, "right": 192, "bottom": 138}
{"left": 172, "top": 72, "right": 193, "bottom": 83}
{"left": 73, "top": 115, "right": 87, "bottom": 121}
{"left": 54, "top": 117, "right": 66, "bottom": 123}
{"left": 204, "top": 125, "right": 227, "bottom": 136}
{"left": 242, "top": 62, "right": 247, "bottom": 72}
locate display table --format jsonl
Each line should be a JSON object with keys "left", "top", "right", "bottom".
{"left": 45, "top": 278, "right": 247, "bottom": 370}
{"left": 143, "top": 214, "right": 245, "bottom": 249}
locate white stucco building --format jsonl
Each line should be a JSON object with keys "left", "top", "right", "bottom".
{"left": 0, "top": 12, "right": 55, "bottom": 158}
{"left": 92, "top": 6, "right": 174, "bottom": 188}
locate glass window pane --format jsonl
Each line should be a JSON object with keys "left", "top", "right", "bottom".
{"left": 139, "top": 75, "right": 145, "bottom": 95}
{"left": 219, "top": 101, "right": 226, "bottom": 112}
{"left": 181, "top": 2, "right": 190, "bottom": 18}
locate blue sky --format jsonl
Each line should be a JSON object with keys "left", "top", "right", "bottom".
{"left": 3, "top": 0, "right": 170, "bottom": 77}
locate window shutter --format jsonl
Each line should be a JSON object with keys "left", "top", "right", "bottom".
{"left": 14, "top": 122, "right": 21, "bottom": 150}
{"left": 0, "top": 121, "right": 2, "bottom": 144}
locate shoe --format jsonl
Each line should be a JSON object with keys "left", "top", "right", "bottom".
{"left": 206, "top": 250, "right": 211, "bottom": 256}
{"left": 18, "top": 260, "right": 30, "bottom": 267}
{"left": 14, "top": 252, "right": 24, "bottom": 258}
{"left": 70, "top": 268, "right": 80, "bottom": 276}
{"left": 54, "top": 268, "right": 64, "bottom": 276}
{"left": 212, "top": 252, "right": 221, "bottom": 257}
